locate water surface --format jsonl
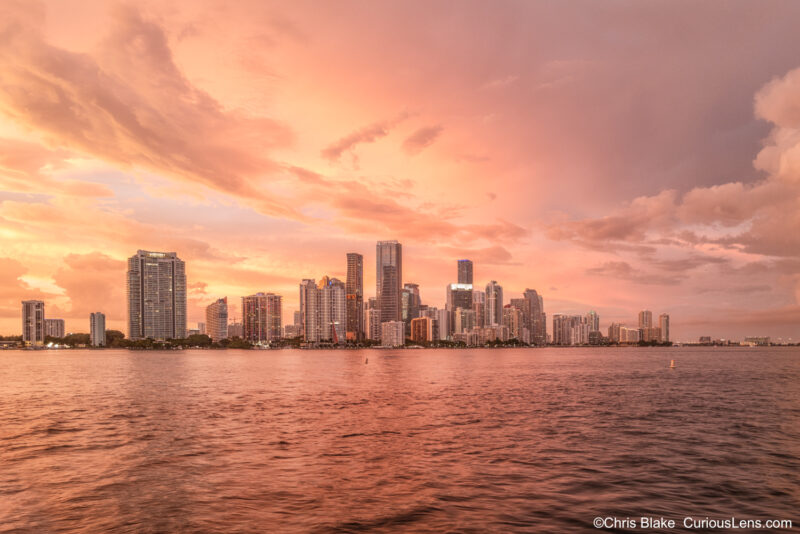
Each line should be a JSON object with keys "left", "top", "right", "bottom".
{"left": 1, "top": 347, "right": 798, "bottom": 532}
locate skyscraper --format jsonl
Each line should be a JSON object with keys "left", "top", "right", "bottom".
{"left": 401, "top": 283, "right": 421, "bottom": 334}
{"left": 90, "top": 312, "right": 106, "bottom": 346}
{"left": 472, "top": 290, "right": 486, "bottom": 328}
{"left": 242, "top": 293, "right": 282, "bottom": 343}
{"left": 457, "top": 259, "right": 473, "bottom": 284}
{"left": 485, "top": 281, "right": 503, "bottom": 326}
{"left": 376, "top": 241, "right": 402, "bottom": 323}
{"left": 44, "top": 318, "right": 65, "bottom": 338}
{"left": 345, "top": 253, "right": 364, "bottom": 341}
{"left": 127, "top": 250, "right": 187, "bottom": 340}
{"left": 301, "top": 277, "right": 346, "bottom": 343}
{"left": 659, "top": 313, "right": 670, "bottom": 343}
{"left": 638, "top": 310, "right": 653, "bottom": 329}
{"left": 21, "top": 300, "right": 45, "bottom": 345}
{"left": 523, "top": 289, "right": 547, "bottom": 345}
{"left": 586, "top": 311, "right": 600, "bottom": 332}
{"left": 206, "top": 298, "right": 228, "bottom": 342}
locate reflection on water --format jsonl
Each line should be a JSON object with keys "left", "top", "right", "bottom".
{"left": 1, "top": 347, "right": 799, "bottom": 532}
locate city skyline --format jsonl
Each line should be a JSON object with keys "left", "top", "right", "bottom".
{"left": 1, "top": 2, "right": 800, "bottom": 341}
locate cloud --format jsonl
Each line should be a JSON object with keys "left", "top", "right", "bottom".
{"left": 0, "top": 256, "right": 55, "bottom": 320}
{"left": 438, "top": 245, "right": 517, "bottom": 265}
{"left": 51, "top": 253, "right": 127, "bottom": 322}
{"left": 0, "top": 3, "right": 296, "bottom": 218}
{"left": 321, "top": 113, "right": 410, "bottom": 162}
{"left": 402, "top": 125, "right": 444, "bottom": 155}
{"left": 480, "top": 75, "right": 519, "bottom": 91}
{"left": 0, "top": 137, "right": 113, "bottom": 197}
{"left": 586, "top": 261, "right": 682, "bottom": 286}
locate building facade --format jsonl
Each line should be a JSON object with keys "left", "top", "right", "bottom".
{"left": 302, "top": 277, "right": 346, "bottom": 343}
{"left": 376, "top": 241, "right": 403, "bottom": 323}
{"left": 485, "top": 281, "right": 503, "bottom": 326}
{"left": 127, "top": 250, "right": 187, "bottom": 340}
{"left": 22, "top": 300, "right": 45, "bottom": 345}
{"left": 381, "top": 321, "right": 405, "bottom": 347}
{"left": 345, "top": 252, "right": 364, "bottom": 341}
{"left": 242, "top": 293, "right": 282, "bottom": 343}
{"left": 205, "top": 298, "right": 228, "bottom": 342}
{"left": 44, "top": 318, "right": 65, "bottom": 338}
{"left": 659, "top": 313, "right": 670, "bottom": 343}
{"left": 90, "top": 312, "right": 106, "bottom": 346}
{"left": 457, "top": 259, "right": 473, "bottom": 284}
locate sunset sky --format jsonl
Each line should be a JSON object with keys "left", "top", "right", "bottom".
{"left": 2, "top": 0, "right": 800, "bottom": 341}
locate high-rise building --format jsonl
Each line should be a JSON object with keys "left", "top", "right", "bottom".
{"left": 638, "top": 310, "right": 653, "bottom": 329}
{"left": 364, "top": 304, "right": 381, "bottom": 341}
{"left": 127, "top": 250, "right": 187, "bottom": 340}
{"left": 227, "top": 322, "right": 243, "bottom": 339}
{"left": 401, "top": 283, "right": 421, "bottom": 334}
{"left": 302, "top": 277, "right": 346, "bottom": 343}
{"left": 206, "top": 298, "right": 228, "bottom": 342}
{"left": 197, "top": 322, "right": 206, "bottom": 335}
{"left": 472, "top": 290, "right": 486, "bottom": 328}
{"left": 608, "top": 323, "right": 623, "bottom": 343}
{"left": 502, "top": 304, "right": 523, "bottom": 340}
{"left": 457, "top": 259, "right": 473, "bottom": 284}
{"left": 436, "top": 308, "right": 450, "bottom": 341}
{"left": 22, "top": 300, "right": 45, "bottom": 345}
{"left": 90, "top": 312, "right": 106, "bottom": 346}
{"left": 381, "top": 321, "right": 405, "bottom": 347}
{"left": 410, "top": 316, "right": 437, "bottom": 343}
{"left": 524, "top": 289, "right": 546, "bottom": 345}
{"left": 586, "top": 311, "right": 600, "bottom": 332}
{"left": 376, "top": 241, "right": 402, "bottom": 323}
{"left": 659, "top": 313, "right": 670, "bottom": 343}
{"left": 485, "top": 281, "right": 503, "bottom": 326}
{"left": 345, "top": 253, "right": 364, "bottom": 341}
{"left": 242, "top": 293, "right": 282, "bottom": 343}
{"left": 454, "top": 307, "right": 477, "bottom": 334}
{"left": 552, "top": 314, "right": 588, "bottom": 346}
{"left": 44, "top": 318, "right": 65, "bottom": 338}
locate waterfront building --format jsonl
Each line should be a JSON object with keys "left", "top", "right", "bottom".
{"left": 586, "top": 311, "right": 600, "bottom": 333}
{"left": 283, "top": 324, "right": 301, "bottom": 338}
{"left": 242, "top": 293, "right": 282, "bottom": 343}
{"left": 523, "top": 289, "right": 546, "bottom": 345}
{"left": 90, "top": 312, "right": 106, "bottom": 346}
{"left": 376, "top": 241, "right": 403, "bottom": 323}
{"left": 127, "top": 250, "right": 187, "bottom": 340}
{"left": 227, "top": 322, "right": 243, "bottom": 338}
{"left": 381, "top": 321, "right": 405, "bottom": 347}
{"left": 743, "top": 336, "right": 770, "bottom": 346}
{"left": 22, "top": 300, "right": 45, "bottom": 346}
{"left": 410, "top": 316, "right": 437, "bottom": 343}
{"left": 364, "top": 306, "right": 381, "bottom": 341}
{"left": 346, "top": 253, "right": 364, "bottom": 341}
{"left": 638, "top": 310, "right": 653, "bottom": 329}
{"left": 454, "top": 307, "right": 476, "bottom": 334}
{"left": 608, "top": 323, "right": 623, "bottom": 343}
{"left": 205, "top": 298, "right": 228, "bottom": 342}
{"left": 401, "top": 283, "right": 421, "bottom": 335}
{"left": 620, "top": 326, "right": 641, "bottom": 344}
{"left": 472, "top": 290, "right": 486, "bottom": 328}
{"left": 659, "top": 313, "right": 670, "bottom": 343}
{"left": 485, "top": 281, "right": 503, "bottom": 326}
{"left": 44, "top": 318, "right": 65, "bottom": 338}
{"left": 457, "top": 259, "right": 473, "bottom": 284}
{"left": 197, "top": 322, "right": 206, "bottom": 335}
{"left": 301, "top": 277, "right": 346, "bottom": 344}
{"left": 436, "top": 308, "right": 450, "bottom": 341}
{"left": 502, "top": 304, "right": 523, "bottom": 340}
{"left": 552, "top": 314, "right": 587, "bottom": 345}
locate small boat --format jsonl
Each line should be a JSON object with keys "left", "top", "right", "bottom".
{"left": 669, "top": 359, "right": 676, "bottom": 369}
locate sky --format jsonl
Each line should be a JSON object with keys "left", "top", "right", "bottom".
{"left": 1, "top": 0, "right": 800, "bottom": 342}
